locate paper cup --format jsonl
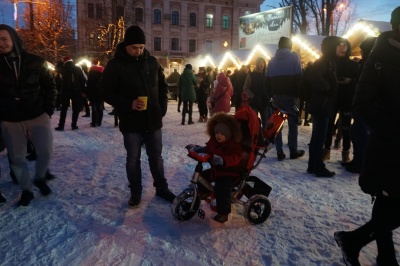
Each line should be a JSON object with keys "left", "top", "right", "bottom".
{"left": 138, "top": 96, "right": 148, "bottom": 110}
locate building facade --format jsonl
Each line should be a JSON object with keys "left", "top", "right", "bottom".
{"left": 76, "top": 0, "right": 262, "bottom": 73}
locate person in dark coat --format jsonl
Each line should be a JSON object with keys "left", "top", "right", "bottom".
{"left": 0, "top": 24, "right": 57, "bottom": 206}
{"left": 55, "top": 56, "right": 86, "bottom": 131}
{"left": 306, "top": 36, "right": 347, "bottom": 177}
{"left": 334, "top": 7, "right": 400, "bottom": 266}
{"left": 178, "top": 64, "right": 197, "bottom": 125}
{"left": 102, "top": 25, "right": 175, "bottom": 209}
{"left": 86, "top": 59, "right": 104, "bottom": 127}
{"left": 197, "top": 66, "right": 213, "bottom": 122}
{"left": 323, "top": 39, "right": 359, "bottom": 164}
{"left": 344, "top": 37, "right": 377, "bottom": 174}
{"left": 243, "top": 57, "right": 270, "bottom": 128}
{"left": 232, "top": 64, "right": 250, "bottom": 111}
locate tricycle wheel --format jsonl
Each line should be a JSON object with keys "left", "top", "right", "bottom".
{"left": 243, "top": 194, "right": 271, "bottom": 225}
{"left": 171, "top": 188, "right": 201, "bottom": 221}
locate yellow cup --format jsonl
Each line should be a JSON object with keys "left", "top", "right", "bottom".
{"left": 138, "top": 96, "right": 148, "bottom": 110}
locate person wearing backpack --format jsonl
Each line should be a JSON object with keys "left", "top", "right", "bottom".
{"left": 55, "top": 56, "right": 86, "bottom": 131}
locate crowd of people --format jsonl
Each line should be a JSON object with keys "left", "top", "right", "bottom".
{"left": 1, "top": 5, "right": 400, "bottom": 264}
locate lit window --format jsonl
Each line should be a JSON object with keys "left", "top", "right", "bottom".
{"left": 206, "top": 14, "right": 213, "bottom": 28}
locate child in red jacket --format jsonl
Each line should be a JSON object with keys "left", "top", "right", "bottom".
{"left": 188, "top": 112, "right": 243, "bottom": 223}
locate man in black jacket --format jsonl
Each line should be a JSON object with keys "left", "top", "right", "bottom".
{"left": 102, "top": 26, "right": 175, "bottom": 209}
{"left": 334, "top": 6, "right": 400, "bottom": 266}
{"left": 55, "top": 56, "right": 86, "bottom": 131}
{"left": 0, "top": 24, "right": 57, "bottom": 206}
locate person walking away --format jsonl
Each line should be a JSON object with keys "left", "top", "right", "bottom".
{"left": 211, "top": 72, "right": 233, "bottom": 114}
{"left": 55, "top": 56, "right": 86, "bottom": 131}
{"left": 266, "top": 36, "right": 304, "bottom": 161}
{"left": 178, "top": 64, "right": 197, "bottom": 125}
{"left": 86, "top": 59, "right": 104, "bottom": 127}
{"left": 306, "top": 36, "right": 346, "bottom": 178}
{"left": 0, "top": 24, "right": 57, "bottom": 206}
{"left": 243, "top": 57, "right": 270, "bottom": 128}
{"left": 197, "top": 66, "right": 213, "bottom": 122}
{"left": 334, "top": 7, "right": 400, "bottom": 266}
{"left": 102, "top": 26, "right": 175, "bottom": 209}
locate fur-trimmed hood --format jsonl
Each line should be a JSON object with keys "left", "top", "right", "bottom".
{"left": 206, "top": 112, "right": 242, "bottom": 142}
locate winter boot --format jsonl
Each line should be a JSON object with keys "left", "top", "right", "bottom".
{"left": 17, "top": 190, "right": 34, "bottom": 206}
{"left": 198, "top": 116, "right": 204, "bottom": 122}
{"left": 334, "top": 223, "right": 376, "bottom": 266}
{"left": 55, "top": 124, "right": 64, "bottom": 131}
{"left": 376, "top": 232, "right": 399, "bottom": 266}
{"left": 322, "top": 148, "right": 331, "bottom": 161}
{"left": 342, "top": 150, "right": 350, "bottom": 164}
{"left": 181, "top": 112, "right": 186, "bottom": 125}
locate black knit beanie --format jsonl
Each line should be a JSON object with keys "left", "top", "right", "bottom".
{"left": 124, "top": 26, "right": 146, "bottom": 45}
{"left": 391, "top": 6, "right": 400, "bottom": 30}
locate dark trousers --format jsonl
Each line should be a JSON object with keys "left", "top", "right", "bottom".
{"left": 350, "top": 113, "right": 369, "bottom": 165}
{"left": 351, "top": 193, "right": 400, "bottom": 262}
{"left": 200, "top": 170, "right": 234, "bottom": 215}
{"left": 197, "top": 92, "right": 208, "bottom": 117}
{"left": 308, "top": 113, "right": 330, "bottom": 172}
{"left": 82, "top": 96, "right": 90, "bottom": 115}
{"left": 59, "top": 93, "right": 83, "bottom": 126}
{"left": 91, "top": 101, "right": 104, "bottom": 126}
{"left": 122, "top": 129, "right": 169, "bottom": 195}
{"left": 182, "top": 101, "right": 194, "bottom": 123}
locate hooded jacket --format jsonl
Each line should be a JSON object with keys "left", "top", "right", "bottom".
{"left": 306, "top": 36, "right": 342, "bottom": 116}
{"left": 266, "top": 48, "right": 302, "bottom": 97}
{"left": 205, "top": 112, "right": 243, "bottom": 178}
{"left": 212, "top": 72, "right": 233, "bottom": 113}
{"left": 0, "top": 24, "right": 57, "bottom": 122}
{"left": 178, "top": 67, "right": 197, "bottom": 102}
{"left": 102, "top": 41, "right": 168, "bottom": 133}
{"left": 353, "top": 30, "right": 400, "bottom": 197}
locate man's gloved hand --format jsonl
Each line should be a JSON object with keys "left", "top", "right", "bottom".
{"left": 211, "top": 154, "right": 224, "bottom": 166}
{"left": 45, "top": 108, "right": 54, "bottom": 118}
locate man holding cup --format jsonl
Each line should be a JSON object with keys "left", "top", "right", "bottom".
{"left": 102, "top": 26, "right": 175, "bottom": 209}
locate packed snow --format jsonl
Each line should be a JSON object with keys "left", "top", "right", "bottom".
{"left": 0, "top": 102, "right": 398, "bottom": 266}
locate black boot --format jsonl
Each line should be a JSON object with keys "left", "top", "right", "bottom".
{"left": 334, "top": 222, "right": 375, "bottom": 266}
{"left": 0, "top": 192, "right": 6, "bottom": 205}
{"left": 376, "top": 232, "right": 399, "bottom": 266}
{"left": 181, "top": 112, "right": 186, "bottom": 125}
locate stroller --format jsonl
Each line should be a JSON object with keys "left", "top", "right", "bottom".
{"left": 171, "top": 101, "right": 288, "bottom": 225}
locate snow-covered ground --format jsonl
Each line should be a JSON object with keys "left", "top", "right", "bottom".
{"left": 0, "top": 102, "right": 397, "bottom": 266}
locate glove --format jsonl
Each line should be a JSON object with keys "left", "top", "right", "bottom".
{"left": 211, "top": 154, "right": 224, "bottom": 166}
{"left": 45, "top": 108, "right": 54, "bottom": 118}
{"left": 185, "top": 144, "right": 198, "bottom": 150}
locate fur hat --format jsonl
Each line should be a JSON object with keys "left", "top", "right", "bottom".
{"left": 124, "top": 26, "right": 146, "bottom": 45}
{"left": 63, "top": 56, "right": 73, "bottom": 63}
{"left": 206, "top": 112, "right": 242, "bottom": 142}
{"left": 391, "top": 6, "right": 400, "bottom": 30}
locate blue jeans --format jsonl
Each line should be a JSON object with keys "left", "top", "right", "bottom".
{"left": 123, "top": 129, "right": 169, "bottom": 195}
{"left": 308, "top": 113, "right": 330, "bottom": 172}
{"left": 273, "top": 95, "right": 300, "bottom": 153}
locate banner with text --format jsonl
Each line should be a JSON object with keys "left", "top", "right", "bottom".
{"left": 239, "top": 6, "right": 292, "bottom": 49}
